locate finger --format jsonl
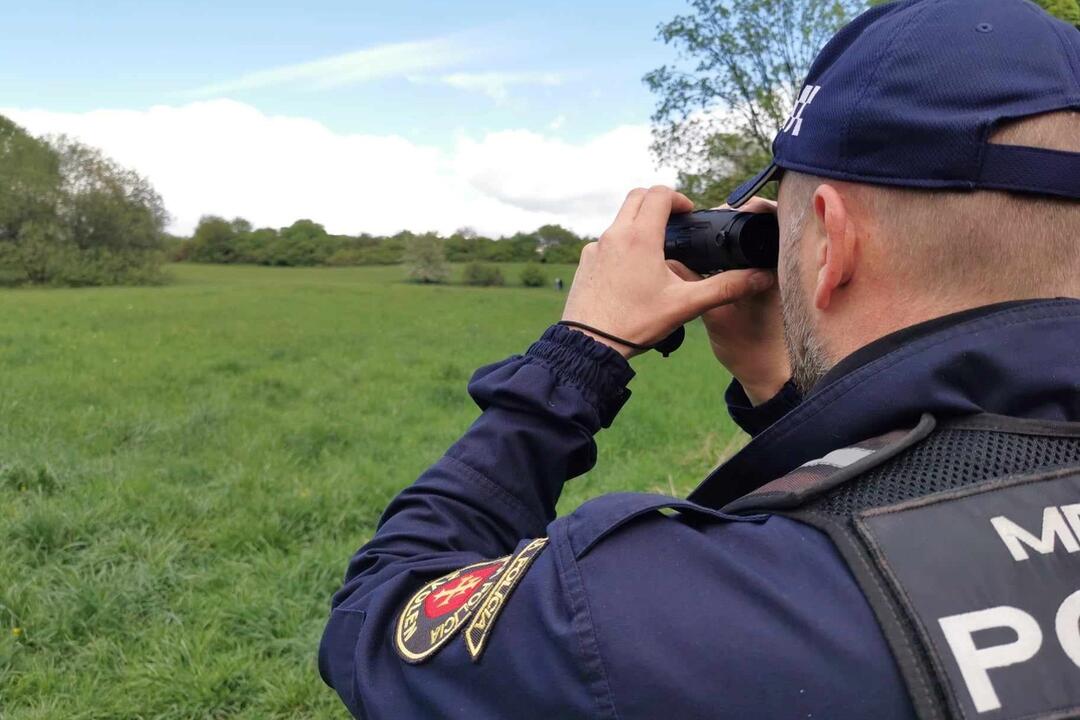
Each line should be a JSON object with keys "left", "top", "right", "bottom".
{"left": 680, "top": 269, "right": 774, "bottom": 318}
{"left": 739, "top": 197, "right": 778, "bottom": 214}
{"left": 666, "top": 259, "right": 703, "bottom": 282}
{"left": 637, "top": 185, "right": 682, "bottom": 238}
{"left": 671, "top": 191, "right": 694, "bottom": 215}
{"left": 710, "top": 197, "right": 776, "bottom": 214}
{"left": 611, "top": 187, "right": 648, "bottom": 228}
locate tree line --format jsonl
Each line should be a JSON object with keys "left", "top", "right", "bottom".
{"left": 177, "top": 216, "right": 590, "bottom": 267}
{"left": 0, "top": 115, "right": 168, "bottom": 286}
{"left": 0, "top": 109, "right": 589, "bottom": 288}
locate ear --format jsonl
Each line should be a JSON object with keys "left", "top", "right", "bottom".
{"left": 809, "top": 183, "right": 857, "bottom": 311}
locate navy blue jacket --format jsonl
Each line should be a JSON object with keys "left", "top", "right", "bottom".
{"left": 320, "top": 298, "right": 1080, "bottom": 719}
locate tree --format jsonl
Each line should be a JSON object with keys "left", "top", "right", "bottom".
{"left": 445, "top": 232, "right": 486, "bottom": 262}
{"left": 483, "top": 237, "right": 521, "bottom": 262}
{"left": 535, "top": 224, "right": 577, "bottom": 251}
{"left": 49, "top": 137, "right": 167, "bottom": 285}
{"left": 54, "top": 137, "right": 167, "bottom": 255}
{"left": 645, "top": 0, "right": 869, "bottom": 207}
{"left": 543, "top": 237, "right": 588, "bottom": 264}
{"left": 0, "top": 120, "right": 167, "bottom": 285}
{"left": 272, "top": 219, "right": 332, "bottom": 266}
{"left": 189, "top": 216, "right": 239, "bottom": 263}
{"left": 11, "top": 219, "right": 70, "bottom": 284}
{"left": 0, "top": 116, "right": 64, "bottom": 279}
{"left": 531, "top": 224, "right": 585, "bottom": 264}
{"left": 404, "top": 233, "right": 449, "bottom": 283}
{"left": 230, "top": 217, "right": 253, "bottom": 235}
{"left": 235, "top": 226, "right": 278, "bottom": 264}
{"left": 0, "top": 116, "right": 62, "bottom": 240}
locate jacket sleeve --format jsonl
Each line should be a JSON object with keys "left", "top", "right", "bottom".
{"left": 319, "top": 324, "right": 634, "bottom": 719}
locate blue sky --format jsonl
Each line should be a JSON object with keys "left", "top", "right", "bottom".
{"left": 3, "top": 0, "right": 684, "bottom": 145}
{"left": 1, "top": 1, "right": 690, "bottom": 236}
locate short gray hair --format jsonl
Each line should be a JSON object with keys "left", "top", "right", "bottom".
{"left": 778, "top": 111, "right": 1080, "bottom": 302}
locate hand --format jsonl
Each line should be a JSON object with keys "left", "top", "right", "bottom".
{"left": 667, "top": 197, "right": 790, "bottom": 404}
{"left": 561, "top": 186, "right": 775, "bottom": 359}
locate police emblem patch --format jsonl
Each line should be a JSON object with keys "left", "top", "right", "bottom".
{"left": 394, "top": 557, "right": 509, "bottom": 664}
{"left": 465, "top": 537, "right": 549, "bottom": 662}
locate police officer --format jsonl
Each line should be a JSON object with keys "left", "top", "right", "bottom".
{"left": 320, "top": 1, "right": 1080, "bottom": 717}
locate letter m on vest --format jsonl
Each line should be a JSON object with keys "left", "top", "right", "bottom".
{"left": 990, "top": 505, "right": 1080, "bottom": 561}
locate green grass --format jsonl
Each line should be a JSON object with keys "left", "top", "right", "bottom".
{"left": 0, "top": 263, "right": 744, "bottom": 718}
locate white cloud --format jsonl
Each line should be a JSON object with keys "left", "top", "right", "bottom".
{"left": 188, "top": 36, "right": 478, "bottom": 96}
{"left": 456, "top": 126, "right": 667, "bottom": 218}
{"left": 435, "top": 72, "right": 562, "bottom": 103}
{"left": 1, "top": 100, "right": 676, "bottom": 238}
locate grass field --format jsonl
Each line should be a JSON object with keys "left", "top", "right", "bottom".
{"left": 0, "top": 263, "right": 744, "bottom": 718}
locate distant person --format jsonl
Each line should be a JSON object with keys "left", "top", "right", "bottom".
{"left": 320, "top": 2, "right": 1080, "bottom": 718}
{"left": 554, "top": 276, "right": 564, "bottom": 292}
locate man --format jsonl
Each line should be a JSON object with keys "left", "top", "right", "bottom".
{"left": 321, "top": 1, "right": 1080, "bottom": 717}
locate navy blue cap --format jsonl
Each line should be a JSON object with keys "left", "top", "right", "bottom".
{"left": 727, "top": 0, "right": 1080, "bottom": 207}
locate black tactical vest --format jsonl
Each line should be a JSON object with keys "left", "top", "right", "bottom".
{"left": 725, "top": 413, "right": 1080, "bottom": 720}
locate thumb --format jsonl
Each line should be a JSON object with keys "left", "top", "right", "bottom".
{"left": 680, "top": 269, "right": 774, "bottom": 317}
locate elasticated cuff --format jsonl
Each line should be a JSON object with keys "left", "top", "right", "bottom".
{"left": 525, "top": 324, "right": 635, "bottom": 427}
{"left": 725, "top": 378, "right": 802, "bottom": 437}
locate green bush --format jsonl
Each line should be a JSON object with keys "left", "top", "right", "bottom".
{"left": 405, "top": 234, "right": 449, "bottom": 284}
{"left": 463, "top": 263, "right": 504, "bottom": 287}
{"left": 519, "top": 264, "right": 546, "bottom": 287}
{"left": 49, "top": 247, "right": 167, "bottom": 287}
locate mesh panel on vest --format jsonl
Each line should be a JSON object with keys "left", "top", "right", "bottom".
{"left": 792, "top": 424, "right": 1080, "bottom": 719}
{"left": 804, "top": 426, "right": 1080, "bottom": 518}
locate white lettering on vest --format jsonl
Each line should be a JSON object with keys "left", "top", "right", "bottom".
{"left": 1056, "top": 589, "right": 1080, "bottom": 669}
{"left": 939, "top": 606, "right": 1043, "bottom": 713}
{"left": 990, "top": 506, "right": 1080, "bottom": 561}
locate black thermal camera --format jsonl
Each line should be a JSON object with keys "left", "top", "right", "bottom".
{"left": 664, "top": 210, "right": 779, "bottom": 275}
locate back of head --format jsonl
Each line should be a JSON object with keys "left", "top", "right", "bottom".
{"left": 855, "top": 111, "right": 1080, "bottom": 303}
{"left": 737, "top": 0, "right": 1080, "bottom": 391}
{"left": 782, "top": 110, "right": 1080, "bottom": 306}
{"left": 775, "top": 110, "right": 1080, "bottom": 394}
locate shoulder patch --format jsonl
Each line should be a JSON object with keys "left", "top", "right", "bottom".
{"left": 465, "top": 537, "right": 548, "bottom": 662}
{"left": 394, "top": 556, "right": 509, "bottom": 664}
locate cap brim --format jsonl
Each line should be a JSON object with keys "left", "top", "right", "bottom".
{"left": 726, "top": 163, "right": 781, "bottom": 208}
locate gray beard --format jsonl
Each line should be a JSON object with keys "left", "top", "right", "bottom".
{"left": 780, "top": 245, "right": 832, "bottom": 396}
